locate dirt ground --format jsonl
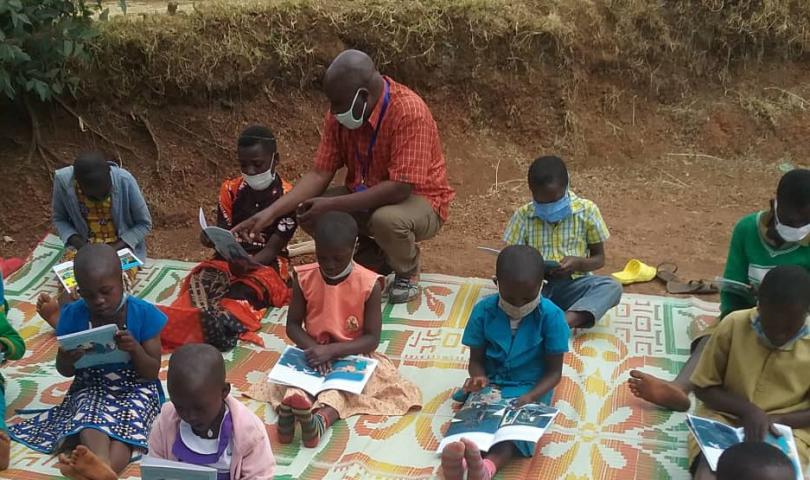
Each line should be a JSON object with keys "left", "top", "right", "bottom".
{"left": 2, "top": 60, "right": 809, "bottom": 300}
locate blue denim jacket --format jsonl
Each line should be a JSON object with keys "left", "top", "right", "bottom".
{"left": 52, "top": 164, "right": 152, "bottom": 261}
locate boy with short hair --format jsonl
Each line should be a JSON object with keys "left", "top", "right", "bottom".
{"left": 503, "top": 155, "right": 622, "bottom": 329}
{"left": 716, "top": 442, "right": 796, "bottom": 480}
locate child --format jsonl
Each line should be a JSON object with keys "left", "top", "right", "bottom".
{"left": 441, "top": 245, "right": 570, "bottom": 480}
{"left": 0, "top": 273, "right": 25, "bottom": 470}
{"left": 160, "top": 125, "right": 297, "bottom": 352}
{"left": 716, "top": 442, "right": 796, "bottom": 480}
{"left": 8, "top": 244, "right": 165, "bottom": 476}
{"left": 503, "top": 155, "right": 622, "bottom": 329}
{"left": 630, "top": 168, "right": 810, "bottom": 412}
{"left": 247, "top": 211, "right": 421, "bottom": 447}
{"left": 145, "top": 343, "right": 275, "bottom": 479}
{"left": 690, "top": 265, "right": 810, "bottom": 479}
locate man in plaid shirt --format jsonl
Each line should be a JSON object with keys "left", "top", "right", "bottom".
{"left": 234, "top": 49, "right": 455, "bottom": 304}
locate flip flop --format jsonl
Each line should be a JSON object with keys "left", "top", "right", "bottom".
{"left": 666, "top": 279, "right": 718, "bottom": 295}
{"left": 611, "top": 259, "right": 658, "bottom": 285}
{"left": 655, "top": 262, "right": 679, "bottom": 283}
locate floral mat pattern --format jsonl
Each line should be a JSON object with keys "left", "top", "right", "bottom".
{"left": 0, "top": 234, "right": 719, "bottom": 479}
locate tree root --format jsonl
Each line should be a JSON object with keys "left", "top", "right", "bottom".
{"left": 54, "top": 97, "right": 141, "bottom": 160}
{"left": 132, "top": 110, "right": 161, "bottom": 172}
{"left": 23, "top": 96, "right": 61, "bottom": 178}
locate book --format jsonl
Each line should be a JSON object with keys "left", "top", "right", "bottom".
{"left": 712, "top": 277, "right": 756, "bottom": 298}
{"left": 437, "top": 390, "right": 559, "bottom": 453}
{"left": 198, "top": 208, "right": 251, "bottom": 261}
{"left": 476, "top": 246, "right": 561, "bottom": 271}
{"left": 57, "top": 323, "right": 130, "bottom": 369}
{"left": 687, "top": 414, "right": 803, "bottom": 479}
{"left": 268, "top": 346, "right": 378, "bottom": 396}
{"left": 53, "top": 248, "right": 143, "bottom": 291}
{"left": 140, "top": 457, "right": 217, "bottom": 480}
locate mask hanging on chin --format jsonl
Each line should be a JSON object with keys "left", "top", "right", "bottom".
{"left": 534, "top": 191, "right": 573, "bottom": 223}
{"left": 242, "top": 154, "right": 277, "bottom": 191}
{"left": 334, "top": 88, "right": 367, "bottom": 130}
{"left": 774, "top": 200, "right": 810, "bottom": 242}
{"left": 324, "top": 261, "right": 354, "bottom": 281}
{"left": 498, "top": 292, "right": 542, "bottom": 320}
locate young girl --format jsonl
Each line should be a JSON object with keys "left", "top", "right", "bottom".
{"left": 147, "top": 343, "right": 275, "bottom": 479}
{"left": 442, "top": 245, "right": 570, "bottom": 480}
{"left": 0, "top": 272, "right": 25, "bottom": 470}
{"left": 690, "top": 265, "right": 810, "bottom": 479}
{"left": 248, "top": 211, "right": 421, "bottom": 447}
{"left": 8, "top": 244, "right": 165, "bottom": 476}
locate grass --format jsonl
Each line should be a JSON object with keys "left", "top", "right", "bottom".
{"left": 82, "top": 0, "right": 810, "bottom": 101}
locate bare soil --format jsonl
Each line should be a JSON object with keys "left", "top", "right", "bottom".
{"left": 2, "top": 61, "right": 809, "bottom": 300}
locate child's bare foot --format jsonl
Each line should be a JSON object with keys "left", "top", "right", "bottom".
{"left": 57, "top": 453, "right": 90, "bottom": 480}
{"left": 461, "top": 438, "right": 492, "bottom": 480}
{"left": 628, "top": 370, "right": 691, "bottom": 412}
{"left": 440, "top": 441, "right": 466, "bottom": 480}
{"left": 0, "top": 431, "right": 10, "bottom": 470}
{"left": 36, "top": 293, "right": 60, "bottom": 329}
{"left": 70, "top": 446, "right": 117, "bottom": 480}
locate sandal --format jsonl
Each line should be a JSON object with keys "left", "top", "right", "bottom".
{"left": 656, "top": 263, "right": 718, "bottom": 295}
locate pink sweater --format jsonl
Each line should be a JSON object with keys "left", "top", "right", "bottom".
{"left": 147, "top": 395, "right": 275, "bottom": 479}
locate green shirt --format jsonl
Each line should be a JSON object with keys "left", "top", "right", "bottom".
{"left": 0, "top": 301, "right": 25, "bottom": 389}
{"left": 720, "top": 212, "right": 810, "bottom": 318}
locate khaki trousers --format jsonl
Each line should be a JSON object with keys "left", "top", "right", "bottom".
{"left": 315, "top": 187, "right": 443, "bottom": 275}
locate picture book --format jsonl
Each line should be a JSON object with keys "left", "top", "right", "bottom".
{"left": 476, "top": 246, "right": 560, "bottom": 270}
{"left": 53, "top": 248, "right": 143, "bottom": 291}
{"left": 438, "top": 390, "right": 559, "bottom": 453}
{"left": 687, "top": 414, "right": 802, "bottom": 479}
{"left": 712, "top": 277, "right": 756, "bottom": 298}
{"left": 198, "top": 208, "right": 250, "bottom": 261}
{"left": 268, "top": 346, "right": 378, "bottom": 396}
{"left": 140, "top": 457, "right": 217, "bottom": 480}
{"left": 57, "top": 323, "right": 129, "bottom": 369}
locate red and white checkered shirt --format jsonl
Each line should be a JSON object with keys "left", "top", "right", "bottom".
{"left": 313, "top": 76, "right": 455, "bottom": 221}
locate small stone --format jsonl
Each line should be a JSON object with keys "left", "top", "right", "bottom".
{"left": 2, "top": 236, "right": 14, "bottom": 243}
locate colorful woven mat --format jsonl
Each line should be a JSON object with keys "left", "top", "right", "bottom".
{"left": 1, "top": 235, "right": 719, "bottom": 479}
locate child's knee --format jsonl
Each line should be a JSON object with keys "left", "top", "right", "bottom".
{"left": 600, "top": 276, "right": 623, "bottom": 304}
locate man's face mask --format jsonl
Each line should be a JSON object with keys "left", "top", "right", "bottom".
{"left": 334, "top": 88, "right": 367, "bottom": 130}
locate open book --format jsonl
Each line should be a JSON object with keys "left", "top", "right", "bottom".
{"left": 268, "top": 346, "right": 378, "bottom": 396}
{"left": 199, "top": 208, "right": 250, "bottom": 261}
{"left": 53, "top": 248, "right": 143, "bottom": 291}
{"left": 57, "top": 324, "right": 129, "bottom": 369}
{"left": 140, "top": 457, "right": 216, "bottom": 480}
{"left": 687, "top": 414, "right": 802, "bottom": 479}
{"left": 712, "top": 277, "right": 756, "bottom": 298}
{"left": 438, "top": 390, "right": 559, "bottom": 453}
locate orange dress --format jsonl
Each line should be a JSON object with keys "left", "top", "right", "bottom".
{"left": 248, "top": 262, "right": 422, "bottom": 418}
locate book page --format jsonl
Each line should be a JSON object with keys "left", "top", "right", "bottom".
{"left": 202, "top": 227, "right": 250, "bottom": 261}
{"left": 437, "top": 391, "right": 508, "bottom": 453}
{"left": 57, "top": 324, "right": 130, "bottom": 369}
{"left": 687, "top": 414, "right": 742, "bottom": 470}
{"left": 141, "top": 456, "right": 217, "bottom": 480}
{"left": 491, "top": 402, "right": 559, "bottom": 446}
{"left": 321, "top": 356, "right": 378, "bottom": 395}
{"left": 763, "top": 425, "right": 803, "bottom": 480}
{"left": 267, "top": 346, "right": 325, "bottom": 396}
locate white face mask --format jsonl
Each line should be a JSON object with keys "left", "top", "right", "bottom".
{"left": 774, "top": 200, "right": 810, "bottom": 243}
{"left": 324, "top": 260, "right": 353, "bottom": 281}
{"left": 334, "top": 88, "right": 367, "bottom": 130}
{"left": 498, "top": 293, "right": 541, "bottom": 320}
{"left": 242, "top": 154, "right": 277, "bottom": 191}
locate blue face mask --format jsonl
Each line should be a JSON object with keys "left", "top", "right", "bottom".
{"left": 751, "top": 313, "right": 809, "bottom": 350}
{"left": 534, "top": 192, "right": 572, "bottom": 223}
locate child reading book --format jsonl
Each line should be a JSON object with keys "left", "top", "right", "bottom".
{"left": 717, "top": 442, "right": 797, "bottom": 480}
{"left": 247, "top": 211, "right": 421, "bottom": 447}
{"left": 689, "top": 265, "right": 810, "bottom": 479}
{"left": 0, "top": 273, "right": 25, "bottom": 470}
{"left": 8, "top": 244, "right": 165, "bottom": 477}
{"left": 146, "top": 343, "right": 275, "bottom": 479}
{"left": 441, "top": 245, "right": 570, "bottom": 480}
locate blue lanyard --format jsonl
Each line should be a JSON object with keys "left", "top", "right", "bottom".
{"left": 355, "top": 79, "right": 391, "bottom": 184}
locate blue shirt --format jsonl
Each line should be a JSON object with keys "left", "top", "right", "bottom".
{"left": 462, "top": 295, "right": 570, "bottom": 402}
{"left": 57, "top": 296, "right": 167, "bottom": 345}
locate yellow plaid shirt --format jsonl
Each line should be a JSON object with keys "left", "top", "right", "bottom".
{"left": 503, "top": 192, "right": 610, "bottom": 275}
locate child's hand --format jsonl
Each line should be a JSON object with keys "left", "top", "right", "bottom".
{"left": 553, "top": 256, "right": 582, "bottom": 278}
{"left": 741, "top": 406, "right": 781, "bottom": 441}
{"left": 305, "top": 344, "right": 335, "bottom": 367}
{"left": 463, "top": 375, "right": 489, "bottom": 393}
{"left": 114, "top": 331, "right": 141, "bottom": 353}
{"left": 59, "top": 348, "right": 85, "bottom": 366}
{"left": 316, "top": 362, "right": 332, "bottom": 376}
{"left": 513, "top": 393, "right": 536, "bottom": 407}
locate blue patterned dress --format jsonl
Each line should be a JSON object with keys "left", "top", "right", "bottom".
{"left": 8, "top": 297, "right": 166, "bottom": 453}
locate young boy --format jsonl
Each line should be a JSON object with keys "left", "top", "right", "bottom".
{"left": 716, "top": 442, "right": 796, "bottom": 480}
{"left": 689, "top": 265, "right": 810, "bottom": 479}
{"left": 629, "top": 168, "right": 810, "bottom": 412}
{"left": 0, "top": 273, "right": 25, "bottom": 470}
{"left": 441, "top": 245, "right": 570, "bottom": 480}
{"left": 503, "top": 155, "right": 622, "bottom": 329}
{"left": 53, "top": 151, "right": 152, "bottom": 261}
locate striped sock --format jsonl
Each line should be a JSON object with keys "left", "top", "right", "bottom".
{"left": 295, "top": 409, "right": 326, "bottom": 448}
{"left": 277, "top": 405, "right": 295, "bottom": 444}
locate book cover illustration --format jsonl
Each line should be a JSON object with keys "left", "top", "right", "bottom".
{"left": 57, "top": 324, "right": 130, "bottom": 369}
{"left": 53, "top": 248, "right": 143, "bottom": 291}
